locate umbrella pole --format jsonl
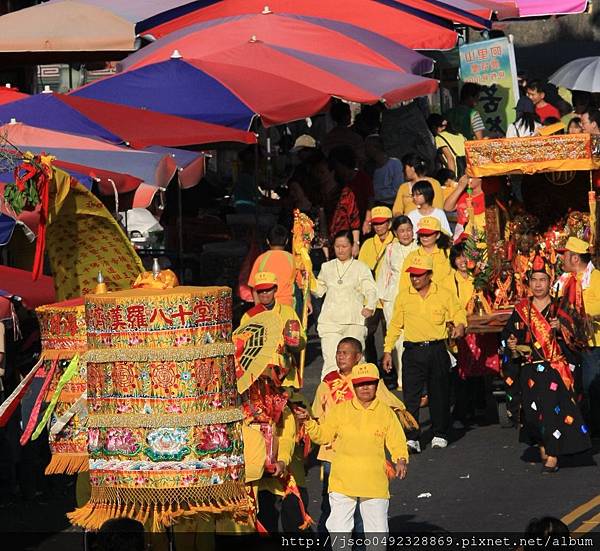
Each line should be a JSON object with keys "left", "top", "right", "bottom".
{"left": 177, "top": 180, "right": 184, "bottom": 283}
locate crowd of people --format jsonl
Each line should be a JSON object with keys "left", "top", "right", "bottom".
{"left": 232, "top": 77, "right": 600, "bottom": 540}
{"left": 2, "top": 76, "right": 600, "bottom": 547}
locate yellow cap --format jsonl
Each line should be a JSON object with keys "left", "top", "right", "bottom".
{"left": 562, "top": 237, "right": 590, "bottom": 255}
{"left": 416, "top": 216, "right": 441, "bottom": 235}
{"left": 351, "top": 363, "right": 380, "bottom": 384}
{"left": 405, "top": 255, "right": 434, "bottom": 275}
{"left": 370, "top": 206, "right": 393, "bottom": 224}
{"left": 253, "top": 271, "right": 278, "bottom": 291}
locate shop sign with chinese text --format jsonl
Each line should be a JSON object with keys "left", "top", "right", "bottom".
{"left": 459, "top": 37, "right": 519, "bottom": 135}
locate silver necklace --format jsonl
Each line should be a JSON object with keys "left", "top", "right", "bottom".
{"left": 336, "top": 258, "right": 353, "bottom": 285}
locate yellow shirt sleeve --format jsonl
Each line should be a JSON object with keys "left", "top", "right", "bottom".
{"left": 242, "top": 424, "right": 267, "bottom": 483}
{"left": 392, "top": 183, "right": 407, "bottom": 216}
{"left": 431, "top": 178, "right": 445, "bottom": 210}
{"left": 584, "top": 270, "right": 600, "bottom": 317}
{"left": 358, "top": 239, "right": 372, "bottom": 267}
{"left": 277, "top": 407, "right": 297, "bottom": 466}
{"left": 304, "top": 406, "right": 338, "bottom": 446}
{"left": 311, "top": 382, "right": 328, "bottom": 419}
{"left": 384, "top": 407, "right": 409, "bottom": 462}
{"left": 447, "top": 287, "right": 468, "bottom": 328}
{"left": 384, "top": 290, "right": 405, "bottom": 352}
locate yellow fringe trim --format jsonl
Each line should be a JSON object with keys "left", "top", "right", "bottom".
{"left": 85, "top": 286, "right": 231, "bottom": 303}
{"left": 41, "top": 349, "right": 86, "bottom": 361}
{"left": 45, "top": 453, "right": 88, "bottom": 475}
{"left": 67, "top": 480, "right": 251, "bottom": 532}
{"left": 83, "top": 343, "right": 234, "bottom": 363}
{"left": 87, "top": 408, "right": 243, "bottom": 428}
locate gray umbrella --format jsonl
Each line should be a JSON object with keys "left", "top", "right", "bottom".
{"left": 549, "top": 56, "right": 600, "bottom": 93}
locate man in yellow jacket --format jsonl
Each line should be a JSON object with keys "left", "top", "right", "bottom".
{"left": 383, "top": 255, "right": 466, "bottom": 453}
{"left": 560, "top": 236, "right": 600, "bottom": 435}
{"left": 295, "top": 363, "right": 408, "bottom": 543}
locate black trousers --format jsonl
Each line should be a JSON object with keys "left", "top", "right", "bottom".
{"left": 402, "top": 341, "right": 451, "bottom": 440}
{"left": 258, "top": 489, "right": 310, "bottom": 533}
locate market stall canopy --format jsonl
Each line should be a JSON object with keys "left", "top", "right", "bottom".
{"left": 0, "top": 93, "right": 255, "bottom": 147}
{"left": 0, "top": 266, "right": 56, "bottom": 320}
{"left": 0, "top": 0, "right": 216, "bottom": 62}
{"left": 144, "top": 0, "right": 462, "bottom": 51}
{"left": 465, "top": 134, "right": 600, "bottom": 177}
{"left": 549, "top": 56, "right": 600, "bottom": 93}
{"left": 0, "top": 87, "right": 28, "bottom": 106}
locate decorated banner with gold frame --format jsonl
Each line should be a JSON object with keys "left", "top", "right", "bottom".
{"left": 466, "top": 134, "right": 600, "bottom": 177}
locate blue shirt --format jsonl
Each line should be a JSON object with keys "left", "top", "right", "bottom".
{"left": 373, "top": 158, "right": 403, "bottom": 203}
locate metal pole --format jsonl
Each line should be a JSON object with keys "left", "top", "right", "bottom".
{"left": 177, "top": 174, "right": 184, "bottom": 283}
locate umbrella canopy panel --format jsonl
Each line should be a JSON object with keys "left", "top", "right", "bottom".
{"left": 549, "top": 56, "right": 600, "bottom": 93}
{"left": 0, "top": 122, "right": 178, "bottom": 194}
{"left": 75, "top": 53, "right": 437, "bottom": 128}
{"left": 0, "top": 0, "right": 220, "bottom": 61}
{"left": 143, "top": 0, "right": 460, "bottom": 51}
{"left": 0, "top": 92, "right": 255, "bottom": 147}
{"left": 0, "top": 94, "right": 121, "bottom": 142}
{"left": 0, "top": 87, "right": 28, "bottom": 106}
{"left": 127, "top": 12, "right": 435, "bottom": 74}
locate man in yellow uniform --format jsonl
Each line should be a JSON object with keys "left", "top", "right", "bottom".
{"left": 560, "top": 237, "right": 600, "bottom": 434}
{"left": 295, "top": 363, "right": 408, "bottom": 547}
{"left": 359, "top": 206, "right": 395, "bottom": 375}
{"left": 311, "top": 337, "right": 414, "bottom": 533}
{"left": 241, "top": 271, "right": 306, "bottom": 388}
{"left": 383, "top": 255, "right": 466, "bottom": 452}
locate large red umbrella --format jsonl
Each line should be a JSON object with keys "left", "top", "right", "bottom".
{"left": 124, "top": 11, "right": 435, "bottom": 74}
{"left": 144, "top": 0, "right": 463, "bottom": 50}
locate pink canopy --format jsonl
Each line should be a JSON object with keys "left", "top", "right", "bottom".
{"left": 513, "top": 0, "right": 588, "bottom": 17}
{"left": 454, "top": 0, "right": 589, "bottom": 18}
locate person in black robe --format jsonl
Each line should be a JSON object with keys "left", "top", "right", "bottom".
{"left": 501, "top": 256, "right": 591, "bottom": 473}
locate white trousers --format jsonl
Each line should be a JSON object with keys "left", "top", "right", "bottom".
{"left": 318, "top": 323, "right": 367, "bottom": 380}
{"left": 326, "top": 492, "right": 389, "bottom": 551}
{"left": 382, "top": 301, "right": 405, "bottom": 389}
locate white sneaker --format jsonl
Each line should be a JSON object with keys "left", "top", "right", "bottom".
{"left": 407, "top": 439, "right": 421, "bottom": 454}
{"left": 431, "top": 437, "right": 448, "bottom": 449}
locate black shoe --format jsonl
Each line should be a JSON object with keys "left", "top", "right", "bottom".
{"left": 541, "top": 464, "right": 559, "bottom": 474}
